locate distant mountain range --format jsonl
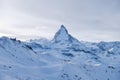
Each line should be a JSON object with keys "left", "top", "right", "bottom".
{"left": 0, "top": 25, "right": 120, "bottom": 80}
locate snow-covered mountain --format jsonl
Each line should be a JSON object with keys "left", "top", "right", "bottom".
{"left": 0, "top": 25, "right": 120, "bottom": 80}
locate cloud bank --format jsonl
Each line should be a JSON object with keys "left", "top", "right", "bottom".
{"left": 0, "top": 0, "right": 120, "bottom": 41}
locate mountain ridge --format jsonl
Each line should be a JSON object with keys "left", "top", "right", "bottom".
{"left": 52, "top": 25, "right": 80, "bottom": 44}
{"left": 0, "top": 25, "right": 120, "bottom": 80}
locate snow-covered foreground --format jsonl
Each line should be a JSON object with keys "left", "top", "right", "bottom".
{"left": 0, "top": 25, "right": 120, "bottom": 80}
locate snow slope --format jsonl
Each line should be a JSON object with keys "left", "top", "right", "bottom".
{"left": 0, "top": 25, "right": 120, "bottom": 80}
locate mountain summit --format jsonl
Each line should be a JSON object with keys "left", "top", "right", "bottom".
{"left": 53, "top": 25, "right": 69, "bottom": 42}
{"left": 0, "top": 25, "right": 120, "bottom": 80}
{"left": 53, "top": 25, "right": 79, "bottom": 43}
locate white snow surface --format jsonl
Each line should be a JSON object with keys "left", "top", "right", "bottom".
{"left": 0, "top": 25, "right": 120, "bottom": 80}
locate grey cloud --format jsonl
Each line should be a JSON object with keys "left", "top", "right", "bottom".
{"left": 0, "top": 0, "right": 120, "bottom": 41}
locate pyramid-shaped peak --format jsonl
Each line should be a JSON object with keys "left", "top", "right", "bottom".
{"left": 52, "top": 25, "right": 80, "bottom": 45}
{"left": 53, "top": 25, "right": 69, "bottom": 42}
{"left": 59, "top": 25, "right": 68, "bottom": 34}
{"left": 60, "top": 25, "right": 67, "bottom": 29}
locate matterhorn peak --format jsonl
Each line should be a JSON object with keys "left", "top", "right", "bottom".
{"left": 60, "top": 25, "right": 68, "bottom": 32}
{"left": 53, "top": 25, "right": 70, "bottom": 42}
{"left": 53, "top": 25, "right": 80, "bottom": 44}
{"left": 58, "top": 25, "right": 69, "bottom": 35}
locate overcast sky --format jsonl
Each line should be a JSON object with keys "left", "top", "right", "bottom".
{"left": 0, "top": 0, "right": 120, "bottom": 42}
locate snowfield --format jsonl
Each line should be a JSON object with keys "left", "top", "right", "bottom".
{"left": 0, "top": 25, "right": 120, "bottom": 80}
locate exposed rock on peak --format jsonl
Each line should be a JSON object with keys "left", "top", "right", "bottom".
{"left": 53, "top": 25, "right": 79, "bottom": 44}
